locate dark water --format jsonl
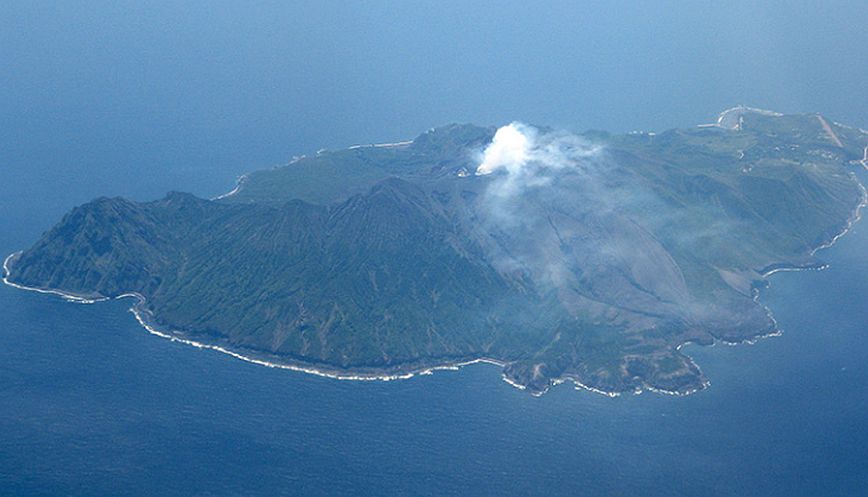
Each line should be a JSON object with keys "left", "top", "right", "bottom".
{"left": 2, "top": 191, "right": 867, "bottom": 497}
{"left": 2, "top": 203, "right": 867, "bottom": 497}
{"left": 3, "top": 2, "right": 868, "bottom": 496}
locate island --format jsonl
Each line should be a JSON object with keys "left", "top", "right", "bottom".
{"left": 5, "top": 107, "right": 867, "bottom": 396}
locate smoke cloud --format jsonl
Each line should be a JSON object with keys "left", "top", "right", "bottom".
{"left": 469, "top": 121, "right": 762, "bottom": 329}
{"left": 476, "top": 123, "right": 533, "bottom": 176}
{"left": 471, "top": 123, "right": 610, "bottom": 289}
{"left": 470, "top": 121, "right": 748, "bottom": 324}
{"left": 475, "top": 122, "right": 603, "bottom": 201}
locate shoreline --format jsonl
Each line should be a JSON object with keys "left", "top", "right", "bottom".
{"left": 210, "top": 138, "right": 415, "bottom": 201}
{"left": 129, "top": 296, "right": 515, "bottom": 385}
{"left": 4, "top": 179, "right": 862, "bottom": 397}
{"left": 810, "top": 174, "right": 867, "bottom": 256}
{"left": 736, "top": 171, "right": 867, "bottom": 349}
{"left": 2, "top": 252, "right": 108, "bottom": 304}
{"left": 4, "top": 164, "right": 865, "bottom": 399}
{"left": 2, "top": 250, "right": 663, "bottom": 397}
{"left": 697, "top": 105, "right": 783, "bottom": 130}
{"left": 2, "top": 252, "right": 525, "bottom": 389}
{"left": 347, "top": 140, "right": 413, "bottom": 150}
{"left": 211, "top": 174, "right": 248, "bottom": 201}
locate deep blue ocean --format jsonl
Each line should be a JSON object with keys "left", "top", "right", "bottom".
{"left": 3, "top": 2, "right": 868, "bottom": 496}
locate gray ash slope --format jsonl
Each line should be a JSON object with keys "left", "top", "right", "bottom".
{"left": 8, "top": 109, "right": 867, "bottom": 395}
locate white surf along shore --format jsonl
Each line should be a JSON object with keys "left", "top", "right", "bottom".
{"left": 4, "top": 121, "right": 867, "bottom": 398}
{"left": 2, "top": 246, "right": 634, "bottom": 398}
{"left": 2, "top": 250, "right": 529, "bottom": 390}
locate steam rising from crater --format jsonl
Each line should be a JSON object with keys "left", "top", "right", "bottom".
{"left": 476, "top": 122, "right": 603, "bottom": 200}
{"left": 473, "top": 122, "right": 608, "bottom": 287}
{"left": 476, "top": 123, "right": 533, "bottom": 176}
{"left": 473, "top": 122, "right": 730, "bottom": 318}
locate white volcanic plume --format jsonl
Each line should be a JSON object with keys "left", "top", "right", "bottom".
{"left": 476, "top": 122, "right": 533, "bottom": 175}
{"left": 475, "top": 122, "right": 602, "bottom": 199}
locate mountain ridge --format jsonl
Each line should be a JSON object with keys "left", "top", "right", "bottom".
{"left": 6, "top": 109, "right": 867, "bottom": 395}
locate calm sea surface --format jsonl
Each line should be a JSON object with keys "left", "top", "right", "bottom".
{"left": 2, "top": 183, "right": 866, "bottom": 497}
{"left": 3, "top": 2, "right": 868, "bottom": 496}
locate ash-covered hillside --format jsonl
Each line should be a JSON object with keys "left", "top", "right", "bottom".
{"left": 8, "top": 108, "right": 867, "bottom": 395}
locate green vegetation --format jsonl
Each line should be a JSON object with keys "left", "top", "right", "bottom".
{"left": 8, "top": 109, "right": 866, "bottom": 395}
